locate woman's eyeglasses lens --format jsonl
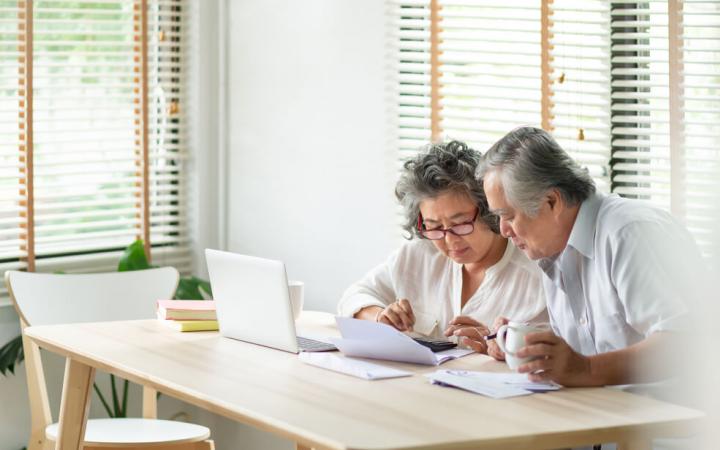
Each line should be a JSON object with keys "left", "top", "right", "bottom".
{"left": 421, "top": 223, "right": 474, "bottom": 240}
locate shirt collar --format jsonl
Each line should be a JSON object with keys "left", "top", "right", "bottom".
{"left": 565, "top": 191, "right": 604, "bottom": 260}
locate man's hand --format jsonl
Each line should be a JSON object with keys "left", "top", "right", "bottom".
{"left": 377, "top": 299, "right": 415, "bottom": 332}
{"left": 516, "top": 331, "right": 598, "bottom": 387}
{"left": 487, "top": 316, "right": 509, "bottom": 361}
{"left": 444, "top": 315, "right": 490, "bottom": 353}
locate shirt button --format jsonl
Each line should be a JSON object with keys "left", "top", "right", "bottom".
{"left": 579, "top": 317, "right": 587, "bottom": 325}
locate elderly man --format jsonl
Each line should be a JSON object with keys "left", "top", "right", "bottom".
{"left": 476, "top": 126, "right": 705, "bottom": 387}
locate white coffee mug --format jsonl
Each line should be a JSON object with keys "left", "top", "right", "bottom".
{"left": 288, "top": 280, "right": 304, "bottom": 320}
{"left": 495, "top": 321, "right": 545, "bottom": 371}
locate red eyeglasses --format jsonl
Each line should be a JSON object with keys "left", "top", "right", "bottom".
{"left": 417, "top": 209, "right": 480, "bottom": 240}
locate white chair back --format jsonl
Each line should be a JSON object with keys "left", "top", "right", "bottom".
{"left": 7, "top": 267, "right": 179, "bottom": 327}
{"left": 4, "top": 267, "right": 203, "bottom": 450}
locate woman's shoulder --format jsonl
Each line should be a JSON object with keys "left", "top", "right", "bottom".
{"left": 393, "top": 239, "right": 448, "bottom": 270}
{"left": 396, "top": 238, "right": 442, "bottom": 259}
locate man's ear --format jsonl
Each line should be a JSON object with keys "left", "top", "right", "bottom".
{"left": 546, "top": 189, "right": 563, "bottom": 215}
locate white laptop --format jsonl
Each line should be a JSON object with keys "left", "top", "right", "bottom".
{"left": 205, "top": 249, "right": 336, "bottom": 353}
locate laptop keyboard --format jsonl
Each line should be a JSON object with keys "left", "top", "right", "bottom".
{"left": 297, "top": 336, "right": 337, "bottom": 352}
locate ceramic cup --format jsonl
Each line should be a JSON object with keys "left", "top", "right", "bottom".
{"left": 495, "top": 321, "right": 546, "bottom": 371}
{"left": 288, "top": 280, "right": 304, "bottom": 320}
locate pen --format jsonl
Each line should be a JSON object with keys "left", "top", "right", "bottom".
{"left": 483, "top": 333, "right": 497, "bottom": 341}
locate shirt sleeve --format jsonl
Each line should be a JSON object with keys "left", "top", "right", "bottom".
{"left": 610, "top": 221, "right": 699, "bottom": 336}
{"left": 336, "top": 248, "right": 402, "bottom": 317}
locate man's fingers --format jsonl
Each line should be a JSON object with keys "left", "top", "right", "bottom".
{"left": 461, "top": 336, "right": 487, "bottom": 354}
{"left": 487, "top": 344, "right": 505, "bottom": 361}
{"left": 527, "top": 371, "right": 552, "bottom": 382}
{"left": 492, "top": 316, "right": 509, "bottom": 330}
{"left": 516, "top": 343, "right": 553, "bottom": 359}
{"left": 524, "top": 331, "right": 559, "bottom": 345}
{"left": 518, "top": 357, "right": 552, "bottom": 374}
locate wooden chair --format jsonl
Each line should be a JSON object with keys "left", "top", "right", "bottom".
{"left": 6, "top": 268, "right": 214, "bottom": 450}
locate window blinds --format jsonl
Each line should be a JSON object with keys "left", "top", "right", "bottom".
{"left": 609, "top": 1, "right": 672, "bottom": 207}
{"left": 389, "top": 0, "right": 719, "bottom": 259}
{"left": 550, "top": 1, "right": 612, "bottom": 192}
{"left": 439, "top": 1, "right": 542, "bottom": 149}
{"left": 609, "top": 0, "right": 720, "bottom": 258}
{"left": 0, "top": 2, "right": 26, "bottom": 282}
{"left": 0, "top": 0, "right": 190, "bottom": 305}
{"left": 681, "top": 0, "right": 720, "bottom": 257}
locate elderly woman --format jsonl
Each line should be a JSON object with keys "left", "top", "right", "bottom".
{"left": 337, "top": 141, "right": 547, "bottom": 354}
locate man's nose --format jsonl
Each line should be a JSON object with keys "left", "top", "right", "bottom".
{"left": 499, "top": 219, "right": 515, "bottom": 238}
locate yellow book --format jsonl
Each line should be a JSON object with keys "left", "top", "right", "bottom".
{"left": 161, "top": 319, "right": 219, "bottom": 332}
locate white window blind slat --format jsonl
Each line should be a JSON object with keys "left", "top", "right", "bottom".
{"left": 0, "top": 0, "right": 191, "bottom": 307}
{"left": 388, "top": 1, "right": 719, "bottom": 260}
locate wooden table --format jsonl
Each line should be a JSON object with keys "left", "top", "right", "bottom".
{"left": 25, "top": 312, "right": 703, "bottom": 450}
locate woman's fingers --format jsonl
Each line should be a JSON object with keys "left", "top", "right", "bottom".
{"left": 449, "top": 315, "right": 481, "bottom": 326}
{"left": 381, "top": 308, "right": 406, "bottom": 330}
{"left": 380, "top": 301, "right": 415, "bottom": 331}
{"left": 396, "top": 299, "right": 415, "bottom": 328}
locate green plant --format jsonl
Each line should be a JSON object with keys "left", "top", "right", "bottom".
{"left": 0, "top": 239, "right": 212, "bottom": 418}
{"left": 0, "top": 335, "right": 23, "bottom": 376}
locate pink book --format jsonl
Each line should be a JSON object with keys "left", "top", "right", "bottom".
{"left": 156, "top": 300, "right": 217, "bottom": 321}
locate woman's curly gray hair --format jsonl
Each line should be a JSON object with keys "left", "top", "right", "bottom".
{"left": 395, "top": 140, "right": 499, "bottom": 239}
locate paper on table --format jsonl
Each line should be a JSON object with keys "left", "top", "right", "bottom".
{"left": 444, "top": 370, "right": 562, "bottom": 392}
{"left": 299, "top": 352, "right": 412, "bottom": 380}
{"left": 426, "top": 369, "right": 561, "bottom": 399}
{"left": 331, "top": 317, "right": 473, "bottom": 366}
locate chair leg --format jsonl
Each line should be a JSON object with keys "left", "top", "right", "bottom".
{"left": 25, "top": 430, "right": 47, "bottom": 450}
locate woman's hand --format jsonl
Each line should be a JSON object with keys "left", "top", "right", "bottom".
{"left": 444, "top": 315, "right": 490, "bottom": 353}
{"left": 377, "top": 299, "right": 416, "bottom": 332}
{"left": 487, "top": 316, "right": 509, "bottom": 361}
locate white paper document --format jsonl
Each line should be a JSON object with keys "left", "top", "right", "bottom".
{"left": 299, "top": 352, "right": 412, "bottom": 380}
{"left": 331, "top": 317, "right": 473, "bottom": 366}
{"left": 426, "top": 369, "right": 562, "bottom": 399}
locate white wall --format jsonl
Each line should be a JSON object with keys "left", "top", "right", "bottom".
{"left": 224, "top": 0, "right": 398, "bottom": 313}
{"left": 185, "top": 1, "right": 399, "bottom": 449}
{"left": 0, "top": 1, "right": 397, "bottom": 449}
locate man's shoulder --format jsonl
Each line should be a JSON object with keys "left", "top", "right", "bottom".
{"left": 596, "top": 194, "right": 678, "bottom": 237}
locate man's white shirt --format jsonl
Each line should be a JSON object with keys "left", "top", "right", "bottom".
{"left": 539, "top": 192, "right": 703, "bottom": 356}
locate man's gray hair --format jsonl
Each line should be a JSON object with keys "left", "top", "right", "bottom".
{"left": 395, "top": 140, "right": 499, "bottom": 239}
{"left": 477, "top": 127, "right": 596, "bottom": 216}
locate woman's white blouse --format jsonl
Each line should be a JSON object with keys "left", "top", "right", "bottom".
{"left": 337, "top": 239, "right": 547, "bottom": 339}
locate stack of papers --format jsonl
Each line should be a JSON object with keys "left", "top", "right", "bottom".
{"left": 299, "top": 352, "right": 412, "bottom": 380}
{"left": 331, "top": 317, "right": 473, "bottom": 366}
{"left": 426, "top": 369, "right": 561, "bottom": 399}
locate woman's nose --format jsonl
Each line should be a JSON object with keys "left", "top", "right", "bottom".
{"left": 444, "top": 231, "right": 463, "bottom": 243}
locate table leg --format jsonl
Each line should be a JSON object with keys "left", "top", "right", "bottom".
{"left": 617, "top": 437, "right": 652, "bottom": 450}
{"left": 55, "top": 357, "right": 95, "bottom": 450}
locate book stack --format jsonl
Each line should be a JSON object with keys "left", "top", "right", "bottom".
{"left": 156, "top": 300, "right": 219, "bottom": 332}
